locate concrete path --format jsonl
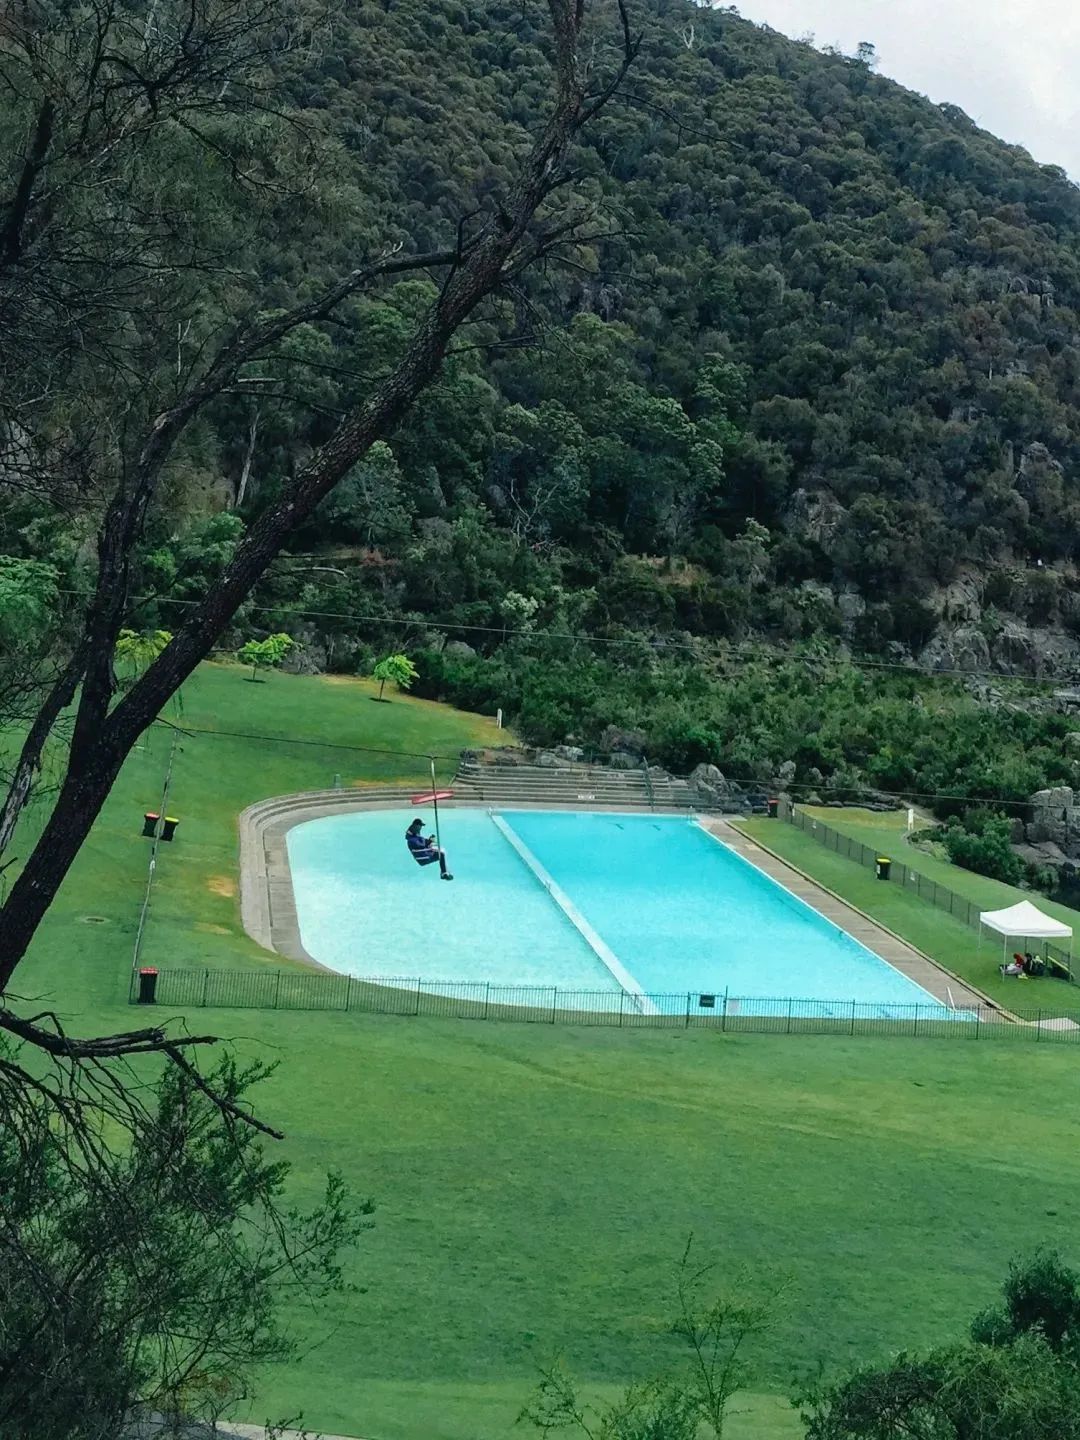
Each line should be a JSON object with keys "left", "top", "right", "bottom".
{"left": 703, "top": 819, "right": 997, "bottom": 1012}
{"left": 131, "top": 1420, "right": 361, "bottom": 1440}
{"left": 223, "top": 1427, "right": 359, "bottom": 1440}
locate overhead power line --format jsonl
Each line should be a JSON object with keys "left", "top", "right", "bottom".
{"left": 56, "top": 587, "right": 1080, "bottom": 688}
{"left": 157, "top": 721, "right": 1053, "bottom": 813}
{"left": 158, "top": 722, "right": 458, "bottom": 763}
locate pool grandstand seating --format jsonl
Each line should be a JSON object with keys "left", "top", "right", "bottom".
{"left": 452, "top": 758, "right": 695, "bottom": 811}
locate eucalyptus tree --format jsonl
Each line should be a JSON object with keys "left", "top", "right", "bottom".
{"left": 0, "top": 1, "right": 641, "bottom": 1427}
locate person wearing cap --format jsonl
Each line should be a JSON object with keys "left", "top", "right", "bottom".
{"left": 405, "top": 817, "right": 453, "bottom": 879}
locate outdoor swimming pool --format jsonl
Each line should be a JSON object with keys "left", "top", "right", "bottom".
{"left": 285, "top": 808, "right": 953, "bottom": 1017}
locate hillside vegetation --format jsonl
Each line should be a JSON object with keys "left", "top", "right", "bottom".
{"left": 8, "top": 0, "right": 1080, "bottom": 788}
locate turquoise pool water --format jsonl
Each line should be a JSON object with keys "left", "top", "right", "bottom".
{"left": 285, "top": 808, "right": 953, "bottom": 1016}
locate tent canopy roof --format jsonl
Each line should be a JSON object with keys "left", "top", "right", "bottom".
{"left": 979, "top": 900, "right": 1072, "bottom": 940}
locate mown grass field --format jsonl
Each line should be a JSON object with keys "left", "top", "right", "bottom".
{"left": 802, "top": 805, "right": 1080, "bottom": 934}
{"left": 10, "top": 661, "right": 502, "bottom": 1006}
{"left": 12, "top": 669, "right": 1080, "bottom": 1440}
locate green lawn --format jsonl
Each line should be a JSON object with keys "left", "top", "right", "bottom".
{"left": 11, "top": 661, "right": 505, "bottom": 1007}
{"left": 738, "top": 813, "right": 1080, "bottom": 1011}
{"left": 13, "top": 671, "right": 1080, "bottom": 1440}
{"left": 804, "top": 805, "right": 1080, "bottom": 933}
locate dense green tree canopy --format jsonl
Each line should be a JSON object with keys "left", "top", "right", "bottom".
{"left": 9, "top": 0, "right": 1080, "bottom": 788}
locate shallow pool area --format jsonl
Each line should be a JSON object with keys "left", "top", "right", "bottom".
{"left": 285, "top": 808, "right": 954, "bottom": 1016}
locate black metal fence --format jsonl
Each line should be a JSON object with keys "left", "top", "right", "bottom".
{"left": 787, "top": 806, "right": 1075, "bottom": 980}
{"left": 129, "top": 967, "right": 1080, "bottom": 1042}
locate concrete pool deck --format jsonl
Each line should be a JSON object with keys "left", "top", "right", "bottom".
{"left": 709, "top": 821, "right": 995, "bottom": 1012}
{"left": 238, "top": 790, "right": 998, "bottom": 1013}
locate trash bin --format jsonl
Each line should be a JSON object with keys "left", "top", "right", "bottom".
{"left": 875, "top": 856, "right": 892, "bottom": 881}
{"left": 142, "top": 811, "right": 159, "bottom": 838}
{"left": 137, "top": 967, "right": 159, "bottom": 1004}
{"left": 161, "top": 816, "right": 179, "bottom": 842}
{"left": 767, "top": 798, "right": 779, "bottom": 818}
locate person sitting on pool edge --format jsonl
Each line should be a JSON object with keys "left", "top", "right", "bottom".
{"left": 405, "top": 817, "right": 453, "bottom": 880}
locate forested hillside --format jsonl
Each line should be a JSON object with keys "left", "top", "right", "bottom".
{"left": 8, "top": 0, "right": 1080, "bottom": 784}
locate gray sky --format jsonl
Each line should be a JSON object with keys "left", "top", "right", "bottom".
{"left": 728, "top": 1, "right": 1080, "bottom": 178}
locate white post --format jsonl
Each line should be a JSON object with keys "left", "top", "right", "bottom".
{"left": 496, "top": 708, "right": 503, "bottom": 729}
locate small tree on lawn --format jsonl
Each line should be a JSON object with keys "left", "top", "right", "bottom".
{"left": 237, "top": 633, "right": 295, "bottom": 682}
{"left": 520, "top": 1240, "right": 784, "bottom": 1440}
{"left": 372, "top": 653, "right": 419, "bottom": 702}
{"left": 115, "top": 629, "right": 173, "bottom": 682}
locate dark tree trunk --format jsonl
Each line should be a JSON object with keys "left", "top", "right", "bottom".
{"left": 0, "top": 0, "right": 640, "bottom": 993}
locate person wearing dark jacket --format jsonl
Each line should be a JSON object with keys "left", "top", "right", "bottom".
{"left": 405, "top": 818, "right": 453, "bottom": 879}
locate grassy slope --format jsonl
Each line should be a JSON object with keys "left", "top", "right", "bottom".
{"left": 805, "top": 806, "right": 1080, "bottom": 931}
{"left": 16, "top": 661, "right": 505, "bottom": 1002}
{"left": 737, "top": 814, "right": 1077, "bottom": 1010}
{"left": 236, "top": 1017, "right": 1080, "bottom": 1440}
{"left": 14, "top": 670, "right": 1080, "bottom": 1440}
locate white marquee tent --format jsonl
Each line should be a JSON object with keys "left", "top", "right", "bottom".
{"left": 978, "top": 900, "right": 1073, "bottom": 963}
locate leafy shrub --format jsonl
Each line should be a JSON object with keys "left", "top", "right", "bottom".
{"left": 941, "top": 811, "right": 1023, "bottom": 885}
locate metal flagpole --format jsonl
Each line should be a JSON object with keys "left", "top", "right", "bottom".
{"left": 429, "top": 756, "right": 443, "bottom": 857}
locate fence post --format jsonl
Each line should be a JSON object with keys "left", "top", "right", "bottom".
{"left": 273, "top": 970, "right": 282, "bottom": 1009}
{"left": 850, "top": 998, "right": 856, "bottom": 1036}
{"left": 414, "top": 977, "right": 422, "bottom": 1016}
{"left": 619, "top": 990, "right": 625, "bottom": 1027}
{"left": 345, "top": 977, "right": 351, "bottom": 1012}
{"left": 551, "top": 988, "right": 558, "bottom": 1024}
{"left": 975, "top": 1006, "right": 981, "bottom": 1040}
{"left": 913, "top": 1003, "right": 919, "bottom": 1038}
{"left": 1036, "top": 1009, "right": 1043, "bottom": 1041}
{"left": 721, "top": 988, "right": 728, "bottom": 1032}
{"left": 484, "top": 982, "right": 491, "bottom": 1020}
{"left": 786, "top": 997, "right": 793, "bottom": 1034}
{"left": 685, "top": 992, "right": 692, "bottom": 1028}
{"left": 201, "top": 968, "right": 209, "bottom": 1007}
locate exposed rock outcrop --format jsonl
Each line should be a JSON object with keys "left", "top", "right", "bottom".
{"left": 919, "top": 625, "right": 991, "bottom": 673}
{"left": 782, "top": 488, "right": 848, "bottom": 552}
{"left": 1028, "top": 786, "right": 1075, "bottom": 848}
{"left": 599, "top": 725, "right": 647, "bottom": 757}
{"left": 920, "top": 619, "right": 1080, "bottom": 678}
{"left": 689, "top": 763, "right": 745, "bottom": 809}
{"left": 1016, "top": 442, "right": 1065, "bottom": 504}
{"left": 992, "top": 622, "right": 1080, "bottom": 676}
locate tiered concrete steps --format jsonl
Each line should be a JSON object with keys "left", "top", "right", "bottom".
{"left": 452, "top": 760, "right": 694, "bottom": 810}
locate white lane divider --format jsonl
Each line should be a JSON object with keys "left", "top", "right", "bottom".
{"left": 490, "top": 814, "right": 657, "bottom": 1016}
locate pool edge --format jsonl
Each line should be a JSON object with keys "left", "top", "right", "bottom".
{"left": 238, "top": 790, "right": 707, "bottom": 968}
{"left": 239, "top": 791, "right": 1000, "bottom": 1018}
{"left": 709, "top": 820, "right": 1005, "bottom": 1017}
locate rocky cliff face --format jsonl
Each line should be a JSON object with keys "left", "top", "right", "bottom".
{"left": 1016, "top": 788, "right": 1080, "bottom": 890}
{"left": 919, "top": 619, "right": 1080, "bottom": 676}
